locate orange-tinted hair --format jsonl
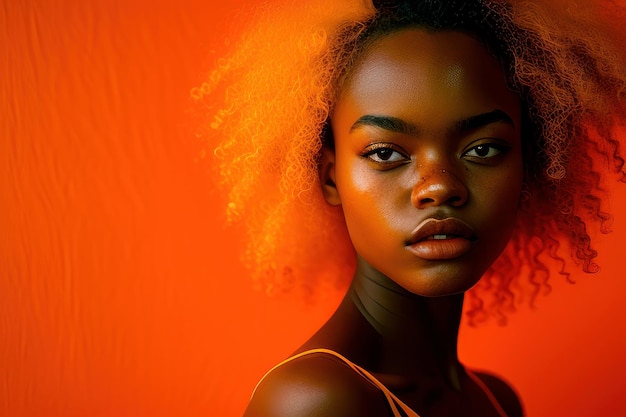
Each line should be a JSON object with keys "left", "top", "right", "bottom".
{"left": 193, "top": 0, "right": 626, "bottom": 323}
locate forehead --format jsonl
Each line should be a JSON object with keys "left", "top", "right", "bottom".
{"left": 334, "top": 29, "right": 520, "bottom": 129}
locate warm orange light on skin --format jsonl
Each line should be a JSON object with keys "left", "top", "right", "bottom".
{"left": 326, "top": 30, "right": 523, "bottom": 296}
{"left": 2, "top": 1, "right": 626, "bottom": 416}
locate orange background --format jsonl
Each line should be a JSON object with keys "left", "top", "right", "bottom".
{"left": 2, "top": 1, "right": 625, "bottom": 416}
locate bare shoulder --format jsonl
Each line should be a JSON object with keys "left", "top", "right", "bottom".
{"left": 473, "top": 370, "right": 524, "bottom": 417}
{"left": 243, "top": 352, "right": 390, "bottom": 417}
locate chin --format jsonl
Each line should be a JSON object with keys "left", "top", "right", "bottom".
{"left": 398, "top": 266, "right": 486, "bottom": 298}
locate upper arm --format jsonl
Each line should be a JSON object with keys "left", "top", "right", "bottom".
{"left": 243, "top": 355, "right": 389, "bottom": 417}
{"left": 474, "top": 371, "right": 524, "bottom": 417}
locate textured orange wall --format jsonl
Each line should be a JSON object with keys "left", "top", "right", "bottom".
{"left": 2, "top": 1, "right": 625, "bottom": 416}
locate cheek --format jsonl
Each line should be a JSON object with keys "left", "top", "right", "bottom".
{"left": 476, "top": 166, "right": 523, "bottom": 234}
{"left": 336, "top": 165, "right": 404, "bottom": 247}
{"left": 340, "top": 160, "right": 370, "bottom": 193}
{"left": 338, "top": 172, "right": 383, "bottom": 230}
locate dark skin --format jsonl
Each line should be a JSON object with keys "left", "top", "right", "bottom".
{"left": 244, "top": 30, "right": 525, "bottom": 417}
{"left": 245, "top": 263, "right": 522, "bottom": 416}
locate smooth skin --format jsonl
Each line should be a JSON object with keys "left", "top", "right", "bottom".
{"left": 245, "top": 29, "right": 524, "bottom": 417}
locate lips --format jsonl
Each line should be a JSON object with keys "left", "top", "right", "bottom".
{"left": 405, "top": 217, "right": 476, "bottom": 260}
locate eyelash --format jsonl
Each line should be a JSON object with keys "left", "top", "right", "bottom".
{"left": 361, "top": 143, "right": 409, "bottom": 165}
{"left": 361, "top": 141, "right": 510, "bottom": 168}
{"left": 461, "top": 143, "right": 509, "bottom": 161}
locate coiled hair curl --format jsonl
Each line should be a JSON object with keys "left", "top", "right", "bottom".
{"left": 193, "top": 0, "right": 626, "bottom": 323}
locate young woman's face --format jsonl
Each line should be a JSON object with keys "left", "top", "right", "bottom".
{"left": 325, "top": 29, "right": 523, "bottom": 296}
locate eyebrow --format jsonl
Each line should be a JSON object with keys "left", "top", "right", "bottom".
{"left": 350, "top": 109, "right": 515, "bottom": 134}
{"left": 350, "top": 114, "right": 417, "bottom": 134}
{"left": 456, "top": 110, "right": 515, "bottom": 131}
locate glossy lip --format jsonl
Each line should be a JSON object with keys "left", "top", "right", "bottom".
{"left": 405, "top": 217, "right": 477, "bottom": 260}
{"left": 406, "top": 217, "right": 477, "bottom": 245}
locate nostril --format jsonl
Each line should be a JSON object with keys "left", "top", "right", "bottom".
{"left": 448, "top": 195, "right": 464, "bottom": 206}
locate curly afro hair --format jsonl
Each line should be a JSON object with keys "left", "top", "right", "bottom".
{"left": 193, "top": 0, "right": 626, "bottom": 323}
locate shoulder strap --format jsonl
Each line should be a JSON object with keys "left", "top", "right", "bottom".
{"left": 466, "top": 370, "right": 509, "bottom": 417}
{"left": 251, "top": 348, "right": 420, "bottom": 417}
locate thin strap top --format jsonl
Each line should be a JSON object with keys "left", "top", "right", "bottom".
{"left": 251, "top": 348, "right": 420, "bottom": 417}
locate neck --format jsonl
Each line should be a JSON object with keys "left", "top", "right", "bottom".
{"left": 349, "top": 256, "right": 465, "bottom": 388}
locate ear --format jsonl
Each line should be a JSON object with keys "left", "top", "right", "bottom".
{"left": 319, "top": 147, "right": 341, "bottom": 205}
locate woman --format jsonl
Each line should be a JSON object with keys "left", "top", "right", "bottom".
{"left": 195, "top": 0, "right": 626, "bottom": 415}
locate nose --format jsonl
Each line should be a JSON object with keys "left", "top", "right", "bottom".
{"left": 411, "top": 168, "right": 468, "bottom": 209}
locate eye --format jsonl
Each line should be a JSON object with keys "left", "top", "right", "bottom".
{"left": 368, "top": 148, "right": 404, "bottom": 162}
{"left": 462, "top": 142, "right": 509, "bottom": 162}
{"left": 362, "top": 143, "right": 409, "bottom": 166}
